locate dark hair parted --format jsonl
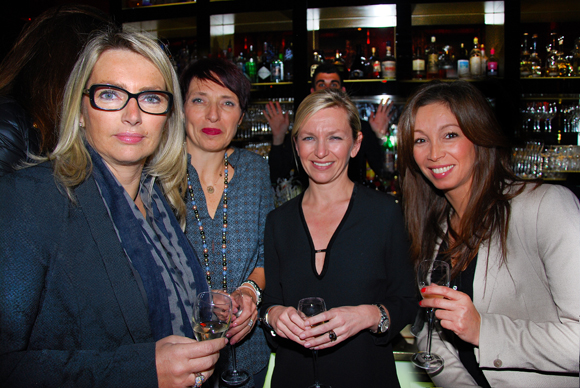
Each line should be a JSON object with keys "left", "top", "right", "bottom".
{"left": 397, "top": 81, "right": 526, "bottom": 279}
{"left": 0, "top": 5, "right": 112, "bottom": 154}
{"left": 179, "top": 58, "right": 251, "bottom": 114}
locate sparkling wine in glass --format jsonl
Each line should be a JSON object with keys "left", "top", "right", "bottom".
{"left": 221, "top": 292, "right": 250, "bottom": 387}
{"left": 411, "top": 259, "right": 450, "bottom": 373}
{"left": 298, "top": 297, "right": 331, "bottom": 388}
{"left": 192, "top": 291, "right": 232, "bottom": 341}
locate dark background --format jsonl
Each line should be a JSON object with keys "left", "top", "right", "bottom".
{"left": 0, "top": 0, "right": 111, "bottom": 62}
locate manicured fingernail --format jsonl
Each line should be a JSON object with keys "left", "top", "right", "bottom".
{"left": 419, "top": 300, "right": 422, "bottom": 306}
{"left": 421, "top": 287, "right": 426, "bottom": 293}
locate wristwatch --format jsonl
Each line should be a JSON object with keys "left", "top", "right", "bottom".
{"left": 373, "top": 304, "right": 390, "bottom": 334}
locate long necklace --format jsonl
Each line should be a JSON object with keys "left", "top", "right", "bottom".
{"left": 187, "top": 151, "right": 229, "bottom": 291}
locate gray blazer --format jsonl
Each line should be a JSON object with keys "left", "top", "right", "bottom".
{"left": 419, "top": 183, "right": 580, "bottom": 387}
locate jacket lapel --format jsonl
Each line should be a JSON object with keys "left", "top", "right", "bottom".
{"left": 75, "top": 176, "right": 153, "bottom": 343}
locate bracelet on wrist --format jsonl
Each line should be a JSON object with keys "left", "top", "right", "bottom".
{"left": 259, "top": 305, "right": 279, "bottom": 336}
{"left": 240, "top": 279, "right": 262, "bottom": 306}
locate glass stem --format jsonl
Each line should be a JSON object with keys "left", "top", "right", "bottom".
{"left": 230, "top": 343, "right": 238, "bottom": 373}
{"left": 426, "top": 308, "right": 435, "bottom": 358}
{"left": 312, "top": 349, "right": 320, "bottom": 385}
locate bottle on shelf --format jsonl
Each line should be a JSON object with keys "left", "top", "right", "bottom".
{"left": 381, "top": 41, "right": 396, "bottom": 80}
{"left": 245, "top": 45, "right": 257, "bottom": 83}
{"left": 572, "top": 37, "right": 580, "bottom": 76}
{"left": 284, "top": 41, "right": 293, "bottom": 81}
{"left": 369, "top": 47, "right": 382, "bottom": 79}
{"left": 412, "top": 45, "right": 426, "bottom": 79}
{"left": 333, "top": 49, "right": 347, "bottom": 79}
{"left": 457, "top": 42, "right": 470, "bottom": 79}
{"left": 529, "top": 34, "right": 543, "bottom": 77}
{"left": 556, "top": 36, "right": 572, "bottom": 77}
{"left": 520, "top": 33, "right": 532, "bottom": 77}
{"left": 487, "top": 48, "right": 499, "bottom": 77}
{"left": 257, "top": 42, "right": 271, "bottom": 82}
{"left": 426, "top": 36, "right": 439, "bottom": 79}
{"left": 480, "top": 43, "right": 488, "bottom": 78}
{"left": 310, "top": 49, "right": 323, "bottom": 78}
{"left": 235, "top": 50, "right": 246, "bottom": 74}
{"left": 271, "top": 53, "right": 284, "bottom": 83}
{"left": 439, "top": 45, "right": 455, "bottom": 79}
{"left": 469, "top": 37, "right": 482, "bottom": 78}
{"left": 546, "top": 32, "right": 559, "bottom": 77}
{"left": 350, "top": 45, "right": 366, "bottom": 79}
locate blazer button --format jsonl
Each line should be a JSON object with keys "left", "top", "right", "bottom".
{"left": 493, "top": 359, "right": 502, "bottom": 368}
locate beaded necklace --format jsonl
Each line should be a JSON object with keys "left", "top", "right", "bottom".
{"left": 187, "top": 151, "right": 229, "bottom": 292}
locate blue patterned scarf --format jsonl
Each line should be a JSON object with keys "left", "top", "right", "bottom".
{"left": 88, "top": 146, "right": 207, "bottom": 340}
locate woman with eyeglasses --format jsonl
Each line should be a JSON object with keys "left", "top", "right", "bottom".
{"left": 0, "top": 29, "right": 225, "bottom": 387}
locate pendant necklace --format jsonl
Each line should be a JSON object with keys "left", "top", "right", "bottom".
{"left": 187, "top": 151, "right": 229, "bottom": 291}
{"left": 205, "top": 172, "right": 223, "bottom": 195}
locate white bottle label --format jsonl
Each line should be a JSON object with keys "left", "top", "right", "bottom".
{"left": 258, "top": 66, "right": 271, "bottom": 80}
{"left": 470, "top": 57, "right": 481, "bottom": 77}
{"left": 458, "top": 60, "right": 470, "bottom": 78}
{"left": 381, "top": 61, "right": 396, "bottom": 79}
{"left": 413, "top": 59, "right": 425, "bottom": 71}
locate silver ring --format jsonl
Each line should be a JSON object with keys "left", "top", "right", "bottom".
{"left": 248, "top": 319, "right": 253, "bottom": 327}
{"left": 194, "top": 373, "right": 205, "bottom": 388}
{"left": 328, "top": 330, "right": 337, "bottom": 342}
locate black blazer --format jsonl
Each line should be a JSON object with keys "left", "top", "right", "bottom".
{"left": 0, "top": 163, "right": 158, "bottom": 387}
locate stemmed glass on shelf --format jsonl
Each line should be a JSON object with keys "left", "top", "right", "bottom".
{"left": 411, "top": 259, "right": 450, "bottom": 374}
{"left": 297, "top": 297, "right": 331, "bottom": 388}
{"left": 221, "top": 291, "right": 251, "bottom": 386}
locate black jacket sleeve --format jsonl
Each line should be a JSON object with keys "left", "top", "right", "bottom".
{"left": 0, "top": 97, "right": 39, "bottom": 176}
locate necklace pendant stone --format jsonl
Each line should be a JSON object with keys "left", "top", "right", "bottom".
{"left": 207, "top": 186, "right": 214, "bottom": 194}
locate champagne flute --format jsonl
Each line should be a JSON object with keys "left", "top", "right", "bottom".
{"left": 411, "top": 259, "right": 450, "bottom": 373}
{"left": 221, "top": 292, "right": 250, "bottom": 386}
{"left": 192, "top": 291, "right": 233, "bottom": 341}
{"left": 298, "top": 297, "right": 331, "bottom": 388}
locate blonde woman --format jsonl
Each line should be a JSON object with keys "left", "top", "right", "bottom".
{"left": 0, "top": 29, "right": 225, "bottom": 387}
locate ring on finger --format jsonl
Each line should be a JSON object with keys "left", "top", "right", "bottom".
{"left": 194, "top": 372, "right": 205, "bottom": 388}
{"left": 328, "top": 330, "right": 337, "bottom": 342}
{"left": 248, "top": 318, "right": 254, "bottom": 327}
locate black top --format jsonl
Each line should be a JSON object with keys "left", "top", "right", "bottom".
{"left": 268, "top": 120, "right": 385, "bottom": 185}
{"left": 262, "top": 183, "right": 417, "bottom": 388}
{"left": 445, "top": 251, "right": 492, "bottom": 388}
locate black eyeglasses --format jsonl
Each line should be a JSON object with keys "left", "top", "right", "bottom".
{"left": 83, "top": 84, "right": 173, "bottom": 115}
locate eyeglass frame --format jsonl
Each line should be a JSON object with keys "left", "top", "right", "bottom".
{"left": 82, "top": 84, "right": 174, "bottom": 115}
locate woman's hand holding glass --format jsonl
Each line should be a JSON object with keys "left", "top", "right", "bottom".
{"left": 420, "top": 285, "right": 481, "bottom": 346}
{"left": 227, "top": 287, "right": 258, "bottom": 345}
{"left": 266, "top": 305, "right": 308, "bottom": 343}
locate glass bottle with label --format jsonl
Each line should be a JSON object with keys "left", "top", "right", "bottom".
{"left": 520, "top": 33, "right": 532, "bottom": 77}
{"left": 381, "top": 41, "right": 396, "bottom": 80}
{"left": 333, "top": 49, "right": 347, "bottom": 79}
{"left": 457, "top": 42, "right": 470, "bottom": 79}
{"left": 439, "top": 45, "right": 455, "bottom": 79}
{"left": 487, "top": 48, "right": 499, "bottom": 77}
{"left": 556, "top": 36, "right": 571, "bottom": 77}
{"left": 257, "top": 42, "right": 272, "bottom": 82}
{"left": 310, "top": 49, "right": 323, "bottom": 78}
{"left": 284, "top": 41, "right": 293, "bottom": 81}
{"left": 369, "top": 47, "right": 382, "bottom": 79}
{"left": 426, "top": 36, "right": 439, "bottom": 79}
{"left": 245, "top": 45, "right": 257, "bottom": 83}
{"left": 546, "top": 32, "right": 559, "bottom": 77}
{"left": 469, "top": 37, "right": 482, "bottom": 78}
{"left": 572, "top": 37, "right": 580, "bottom": 76}
{"left": 271, "top": 53, "right": 284, "bottom": 82}
{"left": 480, "top": 43, "right": 488, "bottom": 78}
{"left": 529, "top": 34, "right": 543, "bottom": 77}
{"left": 412, "top": 46, "right": 426, "bottom": 79}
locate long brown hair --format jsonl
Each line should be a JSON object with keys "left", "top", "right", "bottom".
{"left": 397, "top": 81, "right": 526, "bottom": 278}
{"left": 0, "top": 5, "right": 111, "bottom": 154}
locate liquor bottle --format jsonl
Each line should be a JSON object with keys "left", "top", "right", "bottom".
{"left": 257, "top": 42, "right": 271, "bottom": 82}
{"left": 480, "top": 43, "right": 488, "bottom": 78}
{"left": 439, "top": 45, "right": 456, "bottom": 79}
{"left": 520, "top": 33, "right": 532, "bottom": 77}
{"left": 245, "top": 45, "right": 257, "bottom": 83}
{"left": 469, "top": 37, "right": 482, "bottom": 78}
{"left": 349, "top": 45, "right": 366, "bottom": 79}
{"left": 572, "top": 37, "right": 580, "bottom": 76}
{"left": 487, "top": 48, "right": 499, "bottom": 77}
{"left": 412, "top": 45, "right": 426, "bottom": 79}
{"left": 529, "top": 34, "right": 543, "bottom": 77}
{"left": 284, "top": 41, "right": 293, "bottom": 81}
{"left": 546, "top": 32, "right": 559, "bottom": 77}
{"left": 457, "top": 42, "right": 470, "bottom": 79}
{"left": 310, "top": 49, "right": 323, "bottom": 78}
{"left": 234, "top": 50, "right": 246, "bottom": 74}
{"left": 271, "top": 53, "right": 284, "bottom": 82}
{"left": 556, "top": 35, "right": 571, "bottom": 77}
{"left": 381, "top": 41, "right": 396, "bottom": 80}
{"left": 426, "top": 36, "right": 439, "bottom": 79}
{"left": 369, "top": 47, "right": 382, "bottom": 79}
{"left": 333, "top": 49, "right": 347, "bottom": 79}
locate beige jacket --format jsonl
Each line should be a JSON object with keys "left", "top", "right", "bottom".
{"left": 419, "top": 183, "right": 580, "bottom": 387}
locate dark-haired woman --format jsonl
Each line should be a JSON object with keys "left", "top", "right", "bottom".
{"left": 397, "top": 80, "right": 579, "bottom": 387}
{"left": 180, "top": 58, "right": 274, "bottom": 388}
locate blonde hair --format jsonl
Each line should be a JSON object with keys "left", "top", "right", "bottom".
{"left": 48, "top": 27, "right": 188, "bottom": 227}
{"left": 291, "top": 89, "right": 361, "bottom": 140}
